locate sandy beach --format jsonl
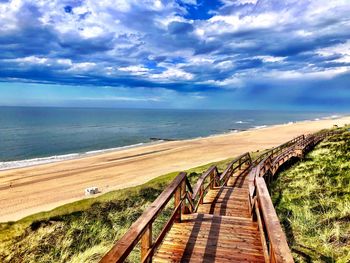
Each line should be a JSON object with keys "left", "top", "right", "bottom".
{"left": 0, "top": 116, "right": 349, "bottom": 222}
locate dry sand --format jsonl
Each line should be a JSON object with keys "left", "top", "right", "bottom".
{"left": 0, "top": 116, "right": 349, "bottom": 222}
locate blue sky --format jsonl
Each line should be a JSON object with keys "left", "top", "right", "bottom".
{"left": 0, "top": 0, "right": 349, "bottom": 110}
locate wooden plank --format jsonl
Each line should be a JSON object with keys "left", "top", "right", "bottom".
{"left": 164, "top": 232, "right": 263, "bottom": 245}
{"left": 155, "top": 243, "right": 265, "bottom": 262}
{"left": 141, "top": 225, "right": 152, "bottom": 263}
{"left": 153, "top": 207, "right": 265, "bottom": 262}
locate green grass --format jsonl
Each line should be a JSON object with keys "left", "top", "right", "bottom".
{"left": 271, "top": 128, "right": 350, "bottom": 263}
{"left": 0, "top": 150, "right": 264, "bottom": 263}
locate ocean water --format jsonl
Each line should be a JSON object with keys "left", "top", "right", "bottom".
{"left": 0, "top": 107, "right": 339, "bottom": 170}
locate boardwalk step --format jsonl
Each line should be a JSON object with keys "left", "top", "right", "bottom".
{"left": 154, "top": 213, "right": 264, "bottom": 262}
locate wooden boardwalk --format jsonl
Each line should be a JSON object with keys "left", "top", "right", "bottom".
{"left": 100, "top": 131, "right": 336, "bottom": 263}
{"left": 154, "top": 165, "right": 264, "bottom": 262}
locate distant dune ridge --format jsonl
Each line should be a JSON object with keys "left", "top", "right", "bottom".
{"left": 0, "top": 115, "right": 350, "bottom": 222}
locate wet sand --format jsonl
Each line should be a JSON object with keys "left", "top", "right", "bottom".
{"left": 0, "top": 116, "right": 349, "bottom": 222}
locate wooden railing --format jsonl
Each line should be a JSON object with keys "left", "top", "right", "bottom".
{"left": 248, "top": 130, "right": 335, "bottom": 262}
{"left": 254, "top": 177, "right": 294, "bottom": 262}
{"left": 190, "top": 152, "right": 252, "bottom": 212}
{"left": 252, "top": 135, "right": 305, "bottom": 165}
{"left": 191, "top": 165, "right": 219, "bottom": 212}
{"left": 100, "top": 153, "right": 252, "bottom": 262}
{"left": 100, "top": 172, "right": 194, "bottom": 263}
{"left": 220, "top": 152, "right": 252, "bottom": 185}
{"left": 101, "top": 130, "right": 336, "bottom": 263}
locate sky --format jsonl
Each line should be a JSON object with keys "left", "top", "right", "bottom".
{"left": 0, "top": 0, "right": 350, "bottom": 110}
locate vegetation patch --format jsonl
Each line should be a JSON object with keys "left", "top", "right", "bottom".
{"left": 271, "top": 128, "right": 350, "bottom": 263}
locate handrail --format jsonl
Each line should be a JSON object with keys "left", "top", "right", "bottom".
{"left": 191, "top": 152, "right": 253, "bottom": 212}
{"left": 100, "top": 172, "right": 192, "bottom": 263}
{"left": 192, "top": 165, "right": 218, "bottom": 199}
{"left": 255, "top": 177, "right": 294, "bottom": 262}
{"left": 219, "top": 152, "right": 252, "bottom": 184}
{"left": 248, "top": 130, "right": 334, "bottom": 262}
{"left": 253, "top": 135, "right": 305, "bottom": 165}
{"left": 192, "top": 165, "right": 219, "bottom": 211}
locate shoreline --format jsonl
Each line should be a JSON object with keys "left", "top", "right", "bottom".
{"left": 0, "top": 114, "right": 342, "bottom": 172}
{"left": 0, "top": 115, "right": 349, "bottom": 222}
{"left": 0, "top": 141, "right": 165, "bottom": 172}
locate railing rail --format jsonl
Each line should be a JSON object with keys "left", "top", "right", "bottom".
{"left": 192, "top": 165, "right": 219, "bottom": 211}
{"left": 255, "top": 177, "right": 294, "bottom": 262}
{"left": 253, "top": 135, "right": 305, "bottom": 165}
{"left": 248, "top": 130, "right": 335, "bottom": 262}
{"left": 219, "top": 152, "right": 252, "bottom": 185}
{"left": 100, "top": 172, "right": 193, "bottom": 263}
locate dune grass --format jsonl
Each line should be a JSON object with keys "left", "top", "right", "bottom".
{"left": 271, "top": 128, "right": 350, "bottom": 263}
{"left": 0, "top": 151, "right": 266, "bottom": 263}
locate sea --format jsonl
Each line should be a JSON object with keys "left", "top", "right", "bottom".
{"left": 0, "top": 106, "right": 341, "bottom": 170}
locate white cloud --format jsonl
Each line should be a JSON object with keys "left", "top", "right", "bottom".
{"left": 68, "top": 62, "right": 96, "bottom": 71}
{"left": 118, "top": 65, "right": 149, "bottom": 75}
{"left": 188, "top": 56, "right": 215, "bottom": 64}
{"left": 80, "top": 96, "right": 161, "bottom": 102}
{"left": 215, "top": 60, "right": 234, "bottom": 69}
{"left": 317, "top": 40, "right": 350, "bottom": 63}
{"left": 56, "top": 59, "right": 72, "bottom": 66}
{"left": 10, "top": 56, "right": 48, "bottom": 64}
{"left": 202, "top": 75, "right": 244, "bottom": 88}
{"left": 265, "top": 67, "right": 349, "bottom": 80}
{"left": 151, "top": 67, "right": 193, "bottom": 80}
{"left": 201, "top": 12, "right": 285, "bottom": 35}
{"left": 255, "top": 56, "right": 285, "bottom": 63}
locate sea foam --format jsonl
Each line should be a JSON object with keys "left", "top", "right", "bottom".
{"left": 0, "top": 142, "right": 150, "bottom": 171}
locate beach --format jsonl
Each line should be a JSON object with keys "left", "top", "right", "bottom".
{"left": 0, "top": 116, "right": 349, "bottom": 222}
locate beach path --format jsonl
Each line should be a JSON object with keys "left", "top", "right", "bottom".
{"left": 0, "top": 117, "right": 349, "bottom": 222}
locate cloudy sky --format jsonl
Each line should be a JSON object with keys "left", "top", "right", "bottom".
{"left": 0, "top": 0, "right": 349, "bottom": 110}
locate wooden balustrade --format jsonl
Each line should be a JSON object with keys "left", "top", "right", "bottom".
{"left": 253, "top": 135, "right": 305, "bottom": 166}
{"left": 191, "top": 165, "right": 219, "bottom": 211}
{"left": 255, "top": 177, "right": 294, "bottom": 263}
{"left": 248, "top": 130, "right": 334, "bottom": 262}
{"left": 100, "top": 129, "right": 336, "bottom": 263}
{"left": 100, "top": 172, "right": 193, "bottom": 263}
{"left": 219, "top": 152, "right": 252, "bottom": 185}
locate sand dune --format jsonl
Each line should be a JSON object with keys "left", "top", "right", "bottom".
{"left": 0, "top": 116, "right": 349, "bottom": 222}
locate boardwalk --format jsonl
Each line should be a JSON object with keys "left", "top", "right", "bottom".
{"left": 100, "top": 131, "right": 335, "bottom": 263}
{"left": 154, "top": 165, "right": 264, "bottom": 262}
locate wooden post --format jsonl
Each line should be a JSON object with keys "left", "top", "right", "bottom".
{"left": 141, "top": 225, "right": 152, "bottom": 263}
{"left": 187, "top": 192, "right": 194, "bottom": 214}
{"left": 270, "top": 243, "right": 276, "bottom": 263}
{"left": 199, "top": 185, "right": 204, "bottom": 204}
{"left": 174, "top": 185, "right": 181, "bottom": 223}
{"left": 210, "top": 170, "right": 214, "bottom": 189}
{"left": 181, "top": 180, "right": 186, "bottom": 215}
